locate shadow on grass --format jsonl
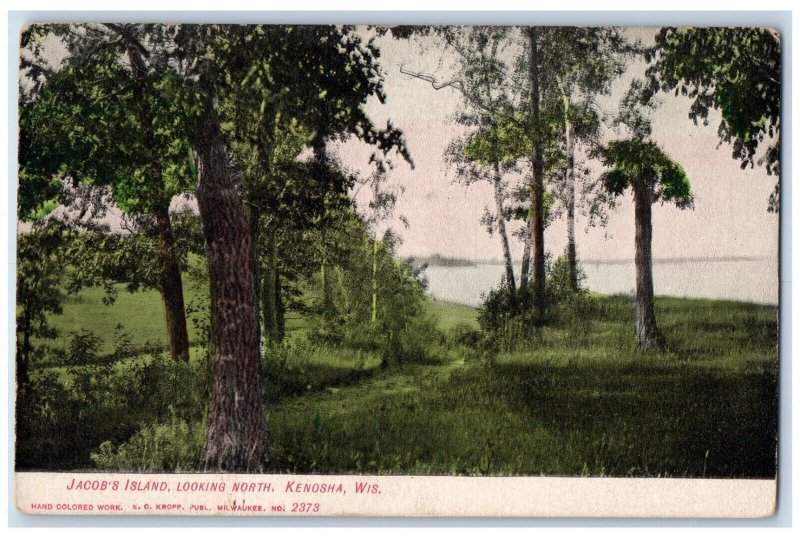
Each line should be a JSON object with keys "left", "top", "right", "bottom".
{"left": 488, "top": 356, "right": 777, "bottom": 478}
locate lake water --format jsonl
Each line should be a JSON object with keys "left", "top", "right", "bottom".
{"left": 424, "top": 258, "right": 779, "bottom": 307}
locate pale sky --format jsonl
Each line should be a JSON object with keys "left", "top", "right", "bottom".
{"left": 21, "top": 26, "right": 780, "bottom": 266}
{"left": 338, "top": 27, "right": 780, "bottom": 264}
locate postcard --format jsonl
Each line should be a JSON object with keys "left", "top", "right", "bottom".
{"left": 13, "top": 22, "right": 780, "bottom": 517}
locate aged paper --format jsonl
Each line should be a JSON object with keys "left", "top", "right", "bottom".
{"left": 16, "top": 473, "right": 776, "bottom": 517}
{"left": 14, "top": 22, "right": 780, "bottom": 518}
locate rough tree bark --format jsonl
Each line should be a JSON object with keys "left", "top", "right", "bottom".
{"left": 493, "top": 161, "right": 517, "bottom": 308}
{"left": 632, "top": 180, "right": 660, "bottom": 350}
{"left": 527, "top": 27, "right": 547, "bottom": 313}
{"left": 194, "top": 118, "right": 269, "bottom": 471}
{"left": 154, "top": 204, "right": 191, "bottom": 361}
{"left": 125, "top": 42, "right": 190, "bottom": 362}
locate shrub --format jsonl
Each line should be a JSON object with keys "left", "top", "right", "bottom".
{"left": 448, "top": 321, "right": 483, "bottom": 347}
{"left": 15, "top": 346, "right": 207, "bottom": 471}
{"left": 544, "top": 255, "right": 595, "bottom": 325}
{"left": 63, "top": 329, "right": 103, "bottom": 365}
{"left": 478, "top": 256, "right": 602, "bottom": 351}
{"left": 90, "top": 408, "right": 204, "bottom": 472}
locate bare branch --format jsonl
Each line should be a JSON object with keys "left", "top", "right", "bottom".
{"left": 398, "top": 64, "right": 463, "bottom": 92}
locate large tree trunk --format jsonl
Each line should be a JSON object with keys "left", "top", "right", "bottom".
{"left": 126, "top": 43, "right": 190, "bottom": 362}
{"left": 632, "top": 181, "right": 660, "bottom": 350}
{"left": 527, "top": 27, "right": 547, "bottom": 313}
{"left": 493, "top": 162, "right": 517, "bottom": 309}
{"left": 194, "top": 119, "right": 268, "bottom": 472}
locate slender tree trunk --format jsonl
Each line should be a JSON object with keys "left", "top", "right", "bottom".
{"left": 371, "top": 237, "right": 379, "bottom": 325}
{"left": 520, "top": 217, "right": 532, "bottom": 288}
{"left": 194, "top": 118, "right": 268, "bottom": 472}
{"left": 154, "top": 205, "right": 191, "bottom": 361}
{"left": 562, "top": 93, "right": 578, "bottom": 291}
{"left": 320, "top": 237, "right": 334, "bottom": 319}
{"left": 275, "top": 266, "right": 285, "bottom": 342}
{"left": 320, "top": 258, "right": 331, "bottom": 315}
{"left": 18, "top": 310, "right": 31, "bottom": 388}
{"left": 262, "top": 229, "right": 283, "bottom": 343}
{"left": 493, "top": 162, "right": 517, "bottom": 309}
{"left": 125, "top": 43, "right": 190, "bottom": 362}
{"left": 632, "top": 181, "right": 660, "bottom": 350}
{"left": 527, "top": 27, "right": 547, "bottom": 313}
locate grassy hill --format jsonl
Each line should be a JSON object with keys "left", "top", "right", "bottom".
{"left": 19, "top": 282, "right": 777, "bottom": 478}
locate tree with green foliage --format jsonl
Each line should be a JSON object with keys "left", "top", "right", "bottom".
{"left": 161, "top": 24, "right": 410, "bottom": 470}
{"left": 601, "top": 83, "right": 693, "bottom": 349}
{"left": 402, "top": 26, "right": 631, "bottom": 314}
{"left": 360, "top": 168, "right": 406, "bottom": 325}
{"left": 16, "top": 225, "right": 68, "bottom": 387}
{"left": 601, "top": 139, "right": 692, "bottom": 349}
{"left": 646, "top": 27, "right": 781, "bottom": 211}
{"left": 401, "top": 27, "right": 545, "bottom": 309}
{"left": 211, "top": 25, "right": 411, "bottom": 345}
{"left": 457, "top": 119, "right": 524, "bottom": 309}
{"left": 305, "top": 206, "right": 432, "bottom": 367}
{"left": 542, "top": 27, "right": 632, "bottom": 290}
{"left": 20, "top": 24, "right": 196, "bottom": 361}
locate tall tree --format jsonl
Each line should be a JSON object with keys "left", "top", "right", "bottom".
{"left": 646, "top": 27, "right": 781, "bottom": 211}
{"left": 601, "top": 83, "right": 693, "bottom": 350}
{"left": 543, "top": 27, "right": 631, "bottom": 290}
{"left": 360, "top": 168, "right": 405, "bottom": 325}
{"left": 166, "top": 24, "right": 410, "bottom": 470}
{"left": 19, "top": 24, "right": 194, "bottom": 361}
{"left": 525, "top": 27, "right": 548, "bottom": 313}
{"left": 214, "top": 25, "right": 411, "bottom": 343}
{"left": 400, "top": 27, "right": 532, "bottom": 304}
{"left": 601, "top": 140, "right": 692, "bottom": 349}
{"left": 455, "top": 118, "right": 523, "bottom": 308}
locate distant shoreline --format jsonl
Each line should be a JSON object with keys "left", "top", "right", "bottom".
{"left": 417, "top": 255, "right": 771, "bottom": 267}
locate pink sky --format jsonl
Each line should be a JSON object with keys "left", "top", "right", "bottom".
{"left": 337, "top": 28, "right": 780, "bottom": 264}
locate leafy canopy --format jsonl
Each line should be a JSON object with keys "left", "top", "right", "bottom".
{"left": 19, "top": 43, "right": 199, "bottom": 220}
{"left": 601, "top": 140, "right": 693, "bottom": 208}
{"left": 646, "top": 27, "right": 780, "bottom": 210}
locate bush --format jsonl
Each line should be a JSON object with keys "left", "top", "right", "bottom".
{"left": 91, "top": 408, "right": 204, "bottom": 472}
{"left": 63, "top": 329, "right": 103, "bottom": 365}
{"left": 448, "top": 321, "right": 484, "bottom": 348}
{"left": 15, "top": 343, "right": 207, "bottom": 471}
{"left": 544, "top": 255, "right": 595, "bottom": 325}
{"left": 477, "top": 256, "right": 603, "bottom": 351}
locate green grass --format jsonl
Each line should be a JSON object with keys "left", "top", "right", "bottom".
{"left": 20, "top": 284, "right": 778, "bottom": 478}
{"left": 425, "top": 298, "right": 479, "bottom": 331}
{"left": 34, "top": 282, "right": 206, "bottom": 357}
{"left": 266, "top": 295, "right": 777, "bottom": 478}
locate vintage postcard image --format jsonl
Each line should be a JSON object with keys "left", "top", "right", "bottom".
{"left": 14, "top": 23, "right": 780, "bottom": 517}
